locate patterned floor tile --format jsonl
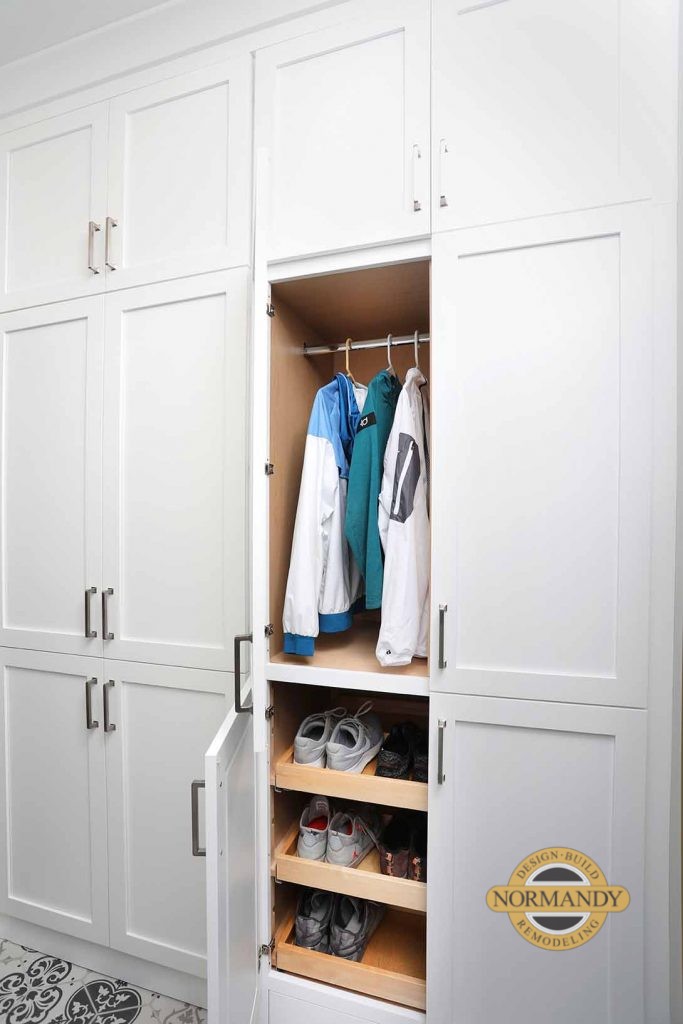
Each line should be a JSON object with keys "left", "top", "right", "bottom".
{"left": 0, "top": 938, "right": 207, "bottom": 1024}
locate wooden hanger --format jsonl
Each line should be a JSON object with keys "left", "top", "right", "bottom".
{"left": 345, "top": 337, "right": 358, "bottom": 385}
{"left": 386, "top": 333, "right": 396, "bottom": 376}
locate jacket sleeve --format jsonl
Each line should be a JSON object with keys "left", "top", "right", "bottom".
{"left": 377, "top": 422, "right": 396, "bottom": 555}
{"left": 282, "top": 432, "right": 339, "bottom": 655}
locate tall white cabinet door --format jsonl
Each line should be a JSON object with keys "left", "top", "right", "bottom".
{"left": 431, "top": 207, "right": 653, "bottom": 707}
{"left": 104, "top": 660, "right": 226, "bottom": 975}
{"left": 0, "top": 649, "right": 109, "bottom": 944}
{"left": 0, "top": 298, "right": 104, "bottom": 656}
{"left": 255, "top": 0, "right": 430, "bottom": 262}
{"left": 102, "top": 270, "right": 248, "bottom": 670}
{"left": 427, "top": 693, "right": 646, "bottom": 1024}
{"left": 206, "top": 686, "right": 259, "bottom": 1024}
{"left": 106, "top": 59, "right": 251, "bottom": 290}
{"left": 0, "top": 104, "right": 108, "bottom": 311}
{"left": 432, "top": 0, "right": 672, "bottom": 230}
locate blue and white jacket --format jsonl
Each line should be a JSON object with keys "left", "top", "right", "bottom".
{"left": 283, "top": 373, "right": 367, "bottom": 655}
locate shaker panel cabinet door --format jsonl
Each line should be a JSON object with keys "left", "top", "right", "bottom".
{"left": 433, "top": 0, "right": 672, "bottom": 229}
{"left": 106, "top": 59, "right": 251, "bottom": 289}
{"left": 0, "top": 104, "right": 109, "bottom": 310}
{"left": 105, "top": 661, "right": 227, "bottom": 975}
{"left": 431, "top": 208, "right": 654, "bottom": 707}
{"left": 0, "top": 298, "right": 104, "bottom": 656}
{"left": 102, "top": 271, "right": 248, "bottom": 671}
{"left": 255, "top": 0, "right": 430, "bottom": 261}
{"left": 427, "top": 694, "right": 646, "bottom": 1024}
{"left": 0, "top": 649, "right": 109, "bottom": 944}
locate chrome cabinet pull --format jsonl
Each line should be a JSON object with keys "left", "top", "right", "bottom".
{"left": 438, "top": 603, "right": 448, "bottom": 669}
{"left": 88, "top": 221, "right": 101, "bottom": 274}
{"left": 412, "top": 143, "right": 422, "bottom": 212}
{"left": 234, "top": 633, "right": 253, "bottom": 714}
{"left": 438, "top": 138, "right": 449, "bottom": 208}
{"left": 84, "top": 586, "right": 97, "bottom": 638}
{"left": 85, "top": 677, "right": 99, "bottom": 730}
{"left": 102, "top": 587, "right": 114, "bottom": 640}
{"left": 191, "top": 780, "right": 206, "bottom": 857}
{"left": 103, "top": 680, "right": 116, "bottom": 733}
{"left": 437, "top": 719, "right": 447, "bottom": 785}
{"left": 105, "top": 216, "right": 118, "bottom": 270}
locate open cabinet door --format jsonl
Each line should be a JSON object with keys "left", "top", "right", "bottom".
{"left": 206, "top": 683, "right": 259, "bottom": 1024}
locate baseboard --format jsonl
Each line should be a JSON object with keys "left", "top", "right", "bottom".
{"left": 0, "top": 914, "right": 207, "bottom": 1008}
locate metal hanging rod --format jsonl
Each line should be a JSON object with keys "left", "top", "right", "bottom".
{"left": 304, "top": 332, "right": 430, "bottom": 356}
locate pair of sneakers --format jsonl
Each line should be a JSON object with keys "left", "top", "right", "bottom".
{"left": 293, "top": 703, "right": 384, "bottom": 773}
{"left": 297, "top": 795, "right": 381, "bottom": 869}
{"left": 295, "top": 888, "right": 385, "bottom": 961}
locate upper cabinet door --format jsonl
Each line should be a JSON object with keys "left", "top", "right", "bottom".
{"left": 427, "top": 693, "right": 646, "bottom": 1024}
{"left": 255, "top": 0, "right": 430, "bottom": 262}
{"left": 0, "top": 649, "right": 109, "bottom": 945}
{"left": 102, "top": 270, "right": 248, "bottom": 672}
{"left": 431, "top": 207, "right": 654, "bottom": 707}
{"left": 106, "top": 58, "right": 251, "bottom": 289}
{"left": 0, "top": 298, "right": 104, "bottom": 656}
{"left": 433, "top": 0, "right": 673, "bottom": 230}
{"left": 0, "top": 104, "right": 108, "bottom": 311}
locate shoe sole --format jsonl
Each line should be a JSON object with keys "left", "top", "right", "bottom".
{"left": 327, "top": 738, "right": 384, "bottom": 774}
{"left": 294, "top": 752, "right": 326, "bottom": 768}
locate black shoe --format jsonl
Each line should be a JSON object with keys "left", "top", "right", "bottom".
{"left": 376, "top": 722, "right": 417, "bottom": 779}
{"left": 409, "top": 817, "right": 427, "bottom": 882}
{"left": 412, "top": 729, "right": 428, "bottom": 783}
{"left": 378, "top": 815, "right": 412, "bottom": 877}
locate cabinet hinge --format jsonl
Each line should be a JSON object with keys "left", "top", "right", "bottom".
{"left": 259, "top": 938, "right": 274, "bottom": 964}
{"left": 264, "top": 623, "right": 274, "bottom": 637}
{"left": 265, "top": 705, "right": 275, "bottom": 719}
{"left": 266, "top": 302, "right": 275, "bottom": 318}
{"left": 265, "top": 462, "right": 274, "bottom": 476}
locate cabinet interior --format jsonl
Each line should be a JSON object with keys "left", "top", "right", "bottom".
{"left": 268, "top": 259, "right": 431, "bottom": 675}
{"left": 268, "top": 681, "right": 428, "bottom": 1009}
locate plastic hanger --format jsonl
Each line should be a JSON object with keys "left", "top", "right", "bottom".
{"left": 345, "top": 337, "right": 358, "bottom": 386}
{"left": 386, "top": 333, "right": 396, "bottom": 377}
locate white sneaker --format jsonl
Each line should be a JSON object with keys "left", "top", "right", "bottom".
{"left": 325, "top": 806, "right": 381, "bottom": 868}
{"left": 297, "top": 795, "right": 331, "bottom": 861}
{"left": 294, "top": 707, "right": 347, "bottom": 768}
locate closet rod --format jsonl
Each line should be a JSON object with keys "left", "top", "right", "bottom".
{"left": 304, "top": 332, "right": 430, "bottom": 356}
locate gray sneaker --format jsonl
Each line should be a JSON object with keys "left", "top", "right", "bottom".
{"left": 329, "top": 895, "right": 385, "bottom": 961}
{"left": 326, "top": 702, "right": 384, "bottom": 773}
{"left": 326, "top": 805, "right": 381, "bottom": 868}
{"left": 294, "top": 707, "right": 346, "bottom": 767}
{"left": 297, "top": 795, "right": 330, "bottom": 861}
{"left": 295, "top": 889, "right": 334, "bottom": 953}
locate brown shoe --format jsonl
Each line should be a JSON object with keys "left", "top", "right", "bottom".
{"left": 409, "top": 818, "right": 427, "bottom": 882}
{"left": 378, "top": 815, "right": 411, "bottom": 878}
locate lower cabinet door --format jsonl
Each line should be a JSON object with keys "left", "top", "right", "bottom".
{"left": 427, "top": 694, "right": 646, "bottom": 1024}
{"left": 104, "top": 660, "right": 227, "bottom": 975}
{"left": 0, "top": 649, "right": 108, "bottom": 943}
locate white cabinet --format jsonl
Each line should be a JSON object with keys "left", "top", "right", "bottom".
{"left": 427, "top": 694, "right": 646, "bottom": 1024}
{"left": 255, "top": 0, "right": 430, "bottom": 262}
{"left": 102, "top": 270, "right": 248, "bottom": 671}
{"left": 0, "top": 649, "right": 109, "bottom": 944}
{"left": 0, "top": 104, "right": 108, "bottom": 311}
{"left": 431, "top": 207, "right": 654, "bottom": 707}
{"left": 106, "top": 59, "right": 251, "bottom": 289}
{"left": 432, "top": 0, "right": 671, "bottom": 230}
{"left": 105, "top": 660, "right": 227, "bottom": 975}
{"left": 0, "top": 298, "right": 104, "bottom": 657}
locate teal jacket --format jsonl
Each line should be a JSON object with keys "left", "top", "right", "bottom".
{"left": 345, "top": 369, "right": 402, "bottom": 609}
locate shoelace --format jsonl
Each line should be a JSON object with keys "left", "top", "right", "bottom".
{"left": 354, "top": 700, "right": 374, "bottom": 718}
{"left": 324, "top": 706, "right": 348, "bottom": 720}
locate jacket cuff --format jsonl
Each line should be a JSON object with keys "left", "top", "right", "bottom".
{"left": 319, "top": 610, "right": 353, "bottom": 633}
{"left": 283, "top": 633, "right": 315, "bottom": 656}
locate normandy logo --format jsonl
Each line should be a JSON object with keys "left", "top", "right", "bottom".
{"left": 486, "top": 847, "right": 630, "bottom": 951}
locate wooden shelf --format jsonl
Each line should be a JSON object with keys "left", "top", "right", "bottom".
{"left": 274, "top": 745, "right": 428, "bottom": 812}
{"left": 274, "top": 908, "right": 426, "bottom": 1011}
{"left": 268, "top": 620, "right": 429, "bottom": 696}
{"left": 274, "top": 819, "right": 427, "bottom": 913}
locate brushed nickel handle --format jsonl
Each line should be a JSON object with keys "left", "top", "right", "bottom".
{"left": 105, "top": 216, "right": 118, "bottom": 271}
{"left": 412, "top": 144, "right": 422, "bottom": 212}
{"left": 438, "top": 604, "right": 448, "bottom": 669}
{"left": 234, "top": 633, "right": 253, "bottom": 714}
{"left": 84, "top": 586, "right": 97, "bottom": 638}
{"left": 191, "top": 780, "right": 206, "bottom": 856}
{"left": 438, "top": 138, "right": 449, "bottom": 208}
{"left": 103, "top": 680, "right": 116, "bottom": 733}
{"left": 437, "top": 719, "right": 447, "bottom": 785}
{"left": 85, "top": 677, "right": 99, "bottom": 730}
{"left": 102, "top": 587, "right": 114, "bottom": 640}
{"left": 88, "top": 221, "right": 101, "bottom": 274}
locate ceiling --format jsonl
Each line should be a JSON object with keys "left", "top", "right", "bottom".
{"left": 0, "top": 0, "right": 173, "bottom": 67}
